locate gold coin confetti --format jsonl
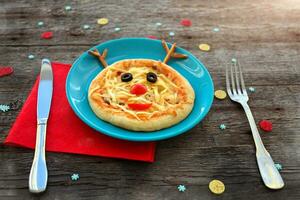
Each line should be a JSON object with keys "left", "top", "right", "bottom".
{"left": 214, "top": 90, "right": 227, "bottom": 100}
{"left": 209, "top": 179, "right": 225, "bottom": 195}
{"left": 97, "top": 18, "right": 109, "bottom": 25}
{"left": 199, "top": 43, "right": 210, "bottom": 51}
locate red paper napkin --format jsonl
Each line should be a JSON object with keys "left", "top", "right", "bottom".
{"left": 4, "top": 62, "right": 156, "bottom": 162}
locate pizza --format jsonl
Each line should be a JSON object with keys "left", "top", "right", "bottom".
{"left": 88, "top": 59, "right": 195, "bottom": 131}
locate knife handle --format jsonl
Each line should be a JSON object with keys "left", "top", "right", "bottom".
{"left": 29, "top": 123, "right": 48, "bottom": 193}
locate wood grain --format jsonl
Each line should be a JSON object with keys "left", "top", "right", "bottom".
{"left": 0, "top": 0, "right": 300, "bottom": 199}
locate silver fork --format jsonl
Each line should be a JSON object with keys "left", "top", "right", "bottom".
{"left": 226, "top": 60, "right": 284, "bottom": 189}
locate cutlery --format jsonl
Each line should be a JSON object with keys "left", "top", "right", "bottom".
{"left": 29, "top": 59, "right": 53, "bottom": 193}
{"left": 226, "top": 60, "right": 284, "bottom": 189}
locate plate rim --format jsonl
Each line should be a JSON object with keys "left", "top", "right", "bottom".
{"left": 66, "top": 37, "right": 214, "bottom": 141}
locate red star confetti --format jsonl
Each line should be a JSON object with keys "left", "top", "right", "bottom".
{"left": 259, "top": 120, "right": 273, "bottom": 132}
{"left": 41, "top": 31, "right": 53, "bottom": 39}
{"left": 147, "top": 35, "right": 158, "bottom": 40}
{"left": 0, "top": 66, "right": 14, "bottom": 77}
{"left": 180, "top": 19, "right": 192, "bottom": 27}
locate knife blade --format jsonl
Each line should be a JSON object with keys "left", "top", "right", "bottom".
{"left": 29, "top": 59, "right": 53, "bottom": 193}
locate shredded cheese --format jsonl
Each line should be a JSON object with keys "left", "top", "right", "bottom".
{"left": 92, "top": 66, "right": 181, "bottom": 119}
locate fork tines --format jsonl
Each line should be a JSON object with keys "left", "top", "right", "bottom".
{"left": 226, "top": 60, "right": 248, "bottom": 98}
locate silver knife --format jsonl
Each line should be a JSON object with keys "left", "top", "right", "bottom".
{"left": 29, "top": 59, "right": 53, "bottom": 193}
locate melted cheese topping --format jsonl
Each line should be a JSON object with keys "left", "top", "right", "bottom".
{"left": 92, "top": 66, "right": 183, "bottom": 120}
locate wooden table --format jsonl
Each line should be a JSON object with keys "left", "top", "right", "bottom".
{"left": 0, "top": 0, "right": 299, "bottom": 199}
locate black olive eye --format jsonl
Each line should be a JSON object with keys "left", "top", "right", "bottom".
{"left": 121, "top": 73, "right": 133, "bottom": 82}
{"left": 147, "top": 72, "right": 157, "bottom": 83}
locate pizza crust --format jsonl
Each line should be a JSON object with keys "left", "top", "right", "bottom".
{"left": 88, "top": 59, "right": 195, "bottom": 131}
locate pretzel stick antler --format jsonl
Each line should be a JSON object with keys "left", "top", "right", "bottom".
{"left": 88, "top": 49, "right": 108, "bottom": 67}
{"left": 162, "top": 40, "right": 188, "bottom": 63}
{"left": 163, "top": 43, "right": 176, "bottom": 63}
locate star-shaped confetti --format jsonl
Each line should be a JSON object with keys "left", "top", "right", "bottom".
{"left": 83, "top": 24, "right": 90, "bottom": 30}
{"left": 28, "top": 54, "right": 35, "bottom": 60}
{"left": 213, "top": 27, "right": 220, "bottom": 32}
{"left": 0, "top": 104, "right": 10, "bottom": 112}
{"left": 231, "top": 58, "right": 237, "bottom": 63}
{"left": 65, "top": 5, "right": 72, "bottom": 11}
{"left": 219, "top": 124, "right": 226, "bottom": 130}
{"left": 71, "top": 173, "right": 79, "bottom": 181}
{"left": 177, "top": 184, "right": 186, "bottom": 192}
{"left": 37, "top": 21, "right": 44, "bottom": 27}
{"left": 275, "top": 163, "right": 282, "bottom": 171}
{"left": 248, "top": 87, "right": 256, "bottom": 92}
{"left": 169, "top": 31, "right": 175, "bottom": 37}
{"left": 155, "top": 22, "right": 162, "bottom": 27}
{"left": 114, "top": 27, "right": 121, "bottom": 32}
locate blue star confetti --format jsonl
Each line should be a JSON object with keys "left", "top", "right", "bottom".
{"left": 177, "top": 185, "right": 186, "bottom": 192}
{"left": 248, "top": 87, "right": 256, "bottom": 93}
{"left": 71, "top": 173, "right": 80, "bottom": 181}
{"left": 275, "top": 163, "right": 282, "bottom": 171}
{"left": 219, "top": 124, "right": 226, "bottom": 130}
{"left": 0, "top": 104, "right": 10, "bottom": 112}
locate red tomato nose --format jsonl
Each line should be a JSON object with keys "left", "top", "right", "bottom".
{"left": 130, "top": 83, "right": 147, "bottom": 95}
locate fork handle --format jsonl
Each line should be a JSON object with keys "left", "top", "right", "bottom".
{"left": 241, "top": 102, "right": 284, "bottom": 189}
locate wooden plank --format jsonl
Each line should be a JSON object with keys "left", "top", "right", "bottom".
{"left": 0, "top": 0, "right": 300, "bottom": 199}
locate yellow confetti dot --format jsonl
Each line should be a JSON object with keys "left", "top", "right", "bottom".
{"left": 97, "top": 18, "right": 109, "bottom": 25}
{"left": 209, "top": 180, "right": 225, "bottom": 195}
{"left": 199, "top": 43, "right": 210, "bottom": 51}
{"left": 214, "top": 90, "right": 227, "bottom": 100}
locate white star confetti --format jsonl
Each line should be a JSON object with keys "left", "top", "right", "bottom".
{"left": 169, "top": 31, "right": 175, "bottom": 37}
{"left": 0, "top": 104, "right": 10, "bottom": 112}
{"left": 248, "top": 87, "right": 256, "bottom": 92}
{"left": 275, "top": 163, "right": 282, "bottom": 171}
{"left": 219, "top": 124, "right": 226, "bottom": 130}
{"left": 177, "top": 185, "right": 186, "bottom": 192}
{"left": 213, "top": 27, "right": 220, "bottom": 32}
{"left": 231, "top": 58, "right": 237, "bottom": 63}
{"left": 71, "top": 173, "right": 79, "bottom": 181}
{"left": 155, "top": 22, "right": 162, "bottom": 27}
{"left": 28, "top": 54, "right": 35, "bottom": 60}
{"left": 83, "top": 24, "right": 90, "bottom": 30}
{"left": 114, "top": 27, "right": 121, "bottom": 32}
{"left": 65, "top": 5, "right": 72, "bottom": 11}
{"left": 37, "top": 21, "right": 44, "bottom": 26}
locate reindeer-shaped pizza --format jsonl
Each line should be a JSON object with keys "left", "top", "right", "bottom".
{"left": 88, "top": 40, "right": 195, "bottom": 131}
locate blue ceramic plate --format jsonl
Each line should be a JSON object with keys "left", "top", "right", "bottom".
{"left": 66, "top": 38, "right": 214, "bottom": 141}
